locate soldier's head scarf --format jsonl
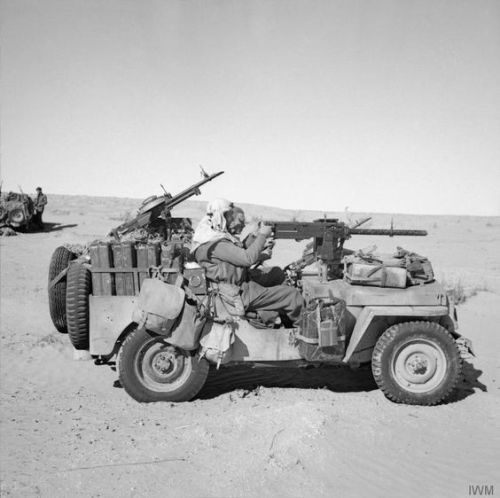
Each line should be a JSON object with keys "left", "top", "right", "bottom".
{"left": 191, "top": 198, "right": 235, "bottom": 252}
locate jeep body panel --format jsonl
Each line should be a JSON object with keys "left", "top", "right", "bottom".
{"left": 302, "top": 278, "right": 448, "bottom": 307}
{"left": 300, "top": 278, "right": 453, "bottom": 363}
{"left": 223, "top": 321, "right": 302, "bottom": 362}
{"left": 89, "top": 280, "right": 454, "bottom": 364}
{"left": 89, "top": 295, "right": 303, "bottom": 362}
{"left": 89, "top": 296, "right": 137, "bottom": 356}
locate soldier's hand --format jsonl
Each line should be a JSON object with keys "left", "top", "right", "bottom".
{"left": 258, "top": 224, "right": 273, "bottom": 238}
{"left": 264, "top": 239, "right": 275, "bottom": 250}
{"left": 259, "top": 249, "right": 272, "bottom": 262}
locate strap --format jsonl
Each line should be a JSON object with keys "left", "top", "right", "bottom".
{"left": 48, "top": 266, "right": 69, "bottom": 289}
{"left": 364, "top": 264, "right": 387, "bottom": 286}
{"left": 295, "top": 333, "right": 319, "bottom": 344}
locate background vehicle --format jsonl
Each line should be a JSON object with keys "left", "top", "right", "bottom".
{"left": 0, "top": 191, "right": 35, "bottom": 230}
{"left": 48, "top": 171, "right": 473, "bottom": 405}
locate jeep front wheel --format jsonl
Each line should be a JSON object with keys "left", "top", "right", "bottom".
{"left": 372, "top": 321, "right": 462, "bottom": 406}
{"left": 118, "top": 327, "right": 209, "bottom": 403}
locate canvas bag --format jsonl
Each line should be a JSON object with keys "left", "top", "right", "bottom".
{"left": 199, "top": 322, "right": 236, "bottom": 368}
{"left": 132, "top": 278, "right": 185, "bottom": 334}
{"left": 394, "top": 246, "right": 434, "bottom": 284}
{"left": 166, "top": 297, "right": 207, "bottom": 351}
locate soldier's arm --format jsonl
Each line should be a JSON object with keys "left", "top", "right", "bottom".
{"left": 210, "top": 235, "right": 267, "bottom": 267}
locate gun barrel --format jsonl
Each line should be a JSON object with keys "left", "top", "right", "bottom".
{"left": 263, "top": 220, "right": 427, "bottom": 240}
{"left": 349, "top": 228, "right": 427, "bottom": 236}
{"left": 111, "top": 170, "right": 224, "bottom": 238}
{"left": 164, "top": 170, "right": 224, "bottom": 212}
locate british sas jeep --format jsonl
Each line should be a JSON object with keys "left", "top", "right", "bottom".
{"left": 48, "top": 170, "right": 473, "bottom": 406}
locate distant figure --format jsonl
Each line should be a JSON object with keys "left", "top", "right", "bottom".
{"left": 33, "top": 187, "right": 47, "bottom": 229}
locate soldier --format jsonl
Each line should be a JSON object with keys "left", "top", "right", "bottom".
{"left": 191, "top": 199, "right": 303, "bottom": 327}
{"left": 33, "top": 187, "right": 47, "bottom": 229}
{"left": 229, "top": 206, "right": 287, "bottom": 287}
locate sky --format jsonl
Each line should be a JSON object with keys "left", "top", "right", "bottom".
{"left": 1, "top": 0, "right": 499, "bottom": 215}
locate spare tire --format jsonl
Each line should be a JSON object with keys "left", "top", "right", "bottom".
{"left": 48, "top": 246, "right": 76, "bottom": 333}
{"left": 66, "top": 262, "right": 92, "bottom": 350}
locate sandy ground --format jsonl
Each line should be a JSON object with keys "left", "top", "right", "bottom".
{"left": 1, "top": 195, "right": 499, "bottom": 497}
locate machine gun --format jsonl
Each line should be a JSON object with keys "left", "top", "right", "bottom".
{"left": 264, "top": 218, "right": 427, "bottom": 281}
{"left": 110, "top": 170, "right": 224, "bottom": 240}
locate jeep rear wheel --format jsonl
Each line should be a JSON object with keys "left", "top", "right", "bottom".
{"left": 372, "top": 321, "right": 462, "bottom": 405}
{"left": 66, "top": 262, "right": 92, "bottom": 350}
{"left": 118, "top": 327, "right": 209, "bottom": 402}
{"left": 48, "top": 246, "right": 76, "bottom": 333}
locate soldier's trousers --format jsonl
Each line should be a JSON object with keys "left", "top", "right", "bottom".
{"left": 248, "top": 266, "right": 286, "bottom": 287}
{"left": 33, "top": 211, "right": 44, "bottom": 228}
{"left": 241, "top": 280, "right": 304, "bottom": 327}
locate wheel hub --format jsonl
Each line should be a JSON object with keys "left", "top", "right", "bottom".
{"left": 392, "top": 340, "right": 447, "bottom": 393}
{"left": 152, "top": 351, "right": 176, "bottom": 375}
{"left": 139, "top": 342, "right": 189, "bottom": 388}
{"left": 406, "top": 354, "right": 432, "bottom": 376}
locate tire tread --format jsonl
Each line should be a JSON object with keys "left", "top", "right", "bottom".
{"left": 66, "top": 263, "right": 91, "bottom": 350}
{"left": 48, "top": 246, "right": 76, "bottom": 333}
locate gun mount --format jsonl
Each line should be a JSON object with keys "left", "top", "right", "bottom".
{"left": 265, "top": 218, "right": 427, "bottom": 281}
{"left": 110, "top": 170, "right": 224, "bottom": 241}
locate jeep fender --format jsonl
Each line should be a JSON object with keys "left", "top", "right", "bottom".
{"left": 343, "top": 305, "right": 449, "bottom": 364}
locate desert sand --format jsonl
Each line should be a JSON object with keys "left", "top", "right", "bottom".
{"left": 1, "top": 194, "right": 499, "bottom": 497}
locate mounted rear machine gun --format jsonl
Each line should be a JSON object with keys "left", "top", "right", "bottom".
{"left": 109, "top": 169, "right": 224, "bottom": 241}
{"left": 48, "top": 169, "right": 224, "bottom": 336}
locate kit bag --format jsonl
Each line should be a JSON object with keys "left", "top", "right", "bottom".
{"left": 343, "top": 251, "right": 407, "bottom": 288}
{"left": 344, "top": 247, "right": 434, "bottom": 288}
{"left": 167, "top": 297, "right": 207, "bottom": 351}
{"left": 132, "top": 278, "right": 185, "bottom": 334}
{"left": 296, "top": 297, "right": 347, "bottom": 361}
{"left": 133, "top": 278, "right": 207, "bottom": 350}
{"left": 199, "top": 321, "right": 236, "bottom": 368}
{"left": 394, "top": 247, "right": 434, "bottom": 284}
{"left": 344, "top": 261, "right": 407, "bottom": 288}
